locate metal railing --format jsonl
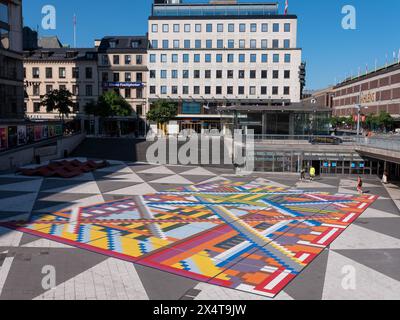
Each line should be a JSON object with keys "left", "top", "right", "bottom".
{"left": 354, "top": 136, "right": 400, "bottom": 152}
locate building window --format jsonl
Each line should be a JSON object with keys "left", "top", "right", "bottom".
{"left": 59, "top": 85, "right": 66, "bottom": 91}
{"left": 250, "top": 23, "right": 257, "bottom": 32}
{"left": 238, "top": 70, "right": 245, "bottom": 79}
{"left": 273, "top": 54, "right": 280, "bottom": 63}
{"left": 59, "top": 68, "right": 66, "bottom": 79}
{"left": 34, "top": 102, "right": 41, "bottom": 113}
{"left": 273, "top": 70, "right": 279, "bottom": 79}
{"left": 85, "top": 67, "right": 92, "bottom": 79}
{"left": 249, "top": 87, "right": 256, "bottom": 95}
{"left": 239, "top": 40, "right": 245, "bottom": 49}
{"left": 136, "top": 105, "right": 143, "bottom": 116}
{"left": 173, "top": 40, "right": 180, "bottom": 48}
{"left": 195, "top": 39, "right": 201, "bottom": 49}
{"left": 173, "top": 24, "right": 180, "bottom": 32}
{"left": 205, "top": 54, "right": 211, "bottom": 63}
{"left": 228, "top": 24, "right": 235, "bottom": 32}
{"left": 193, "top": 86, "right": 200, "bottom": 95}
{"left": 171, "top": 86, "right": 178, "bottom": 95}
{"left": 172, "top": 54, "right": 178, "bottom": 63}
{"left": 125, "top": 72, "right": 131, "bottom": 82}
{"left": 206, "top": 24, "right": 213, "bottom": 32}
{"left": 216, "top": 54, "right": 223, "bottom": 63}
{"left": 162, "top": 40, "right": 169, "bottom": 49}
{"left": 194, "top": 54, "right": 200, "bottom": 63}
{"left": 261, "top": 23, "right": 268, "bottom": 32}
{"left": 150, "top": 54, "right": 156, "bottom": 63}
{"left": 86, "top": 85, "right": 93, "bottom": 97}
{"left": 183, "top": 70, "right": 189, "bottom": 78}
{"left": 152, "top": 24, "right": 158, "bottom": 33}
{"left": 162, "top": 24, "right": 169, "bottom": 33}
{"left": 72, "top": 85, "right": 79, "bottom": 96}
{"left": 150, "top": 86, "right": 156, "bottom": 94}
{"left": 194, "top": 70, "right": 200, "bottom": 79}
{"left": 239, "top": 24, "right": 246, "bottom": 32}
{"left": 102, "top": 72, "right": 109, "bottom": 82}
{"left": 261, "top": 54, "right": 268, "bottom": 63}
{"left": 206, "top": 40, "right": 212, "bottom": 49}
{"left": 182, "top": 86, "right": 189, "bottom": 95}
{"left": 227, "top": 54, "right": 234, "bottom": 63}
{"left": 284, "top": 54, "right": 291, "bottom": 63}
{"left": 126, "top": 88, "right": 131, "bottom": 98}
{"left": 227, "top": 86, "right": 234, "bottom": 95}
{"left": 284, "top": 23, "right": 291, "bottom": 32}
{"left": 250, "top": 70, "right": 256, "bottom": 79}
{"left": 261, "top": 87, "right": 268, "bottom": 95}
{"left": 195, "top": 24, "right": 201, "bottom": 32}
{"left": 113, "top": 55, "right": 120, "bottom": 65}
{"left": 284, "top": 70, "right": 291, "bottom": 79}
{"left": 205, "top": 86, "right": 211, "bottom": 95}
{"left": 184, "top": 39, "right": 191, "bottom": 49}
{"left": 239, "top": 54, "right": 245, "bottom": 63}
{"left": 151, "top": 40, "right": 158, "bottom": 49}
{"left": 284, "top": 39, "right": 290, "bottom": 49}
{"left": 273, "top": 23, "right": 280, "bottom": 32}
{"left": 216, "top": 86, "right": 222, "bottom": 95}
{"left": 272, "top": 39, "right": 279, "bottom": 49}
{"left": 238, "top": 86, "right": 245, "bottom": 95}
{"left": 228, "top": 39, "right": 234, "bottom": 49}
{"left": 227, "top": 70, "right": 234, "bottom": 79}
{"left": 272, "top": 86, "right": 279, "bottom": 95}
{"left": 216, "top": 70, "right": 222, "bottom": 79}
{"left": 160, "top": 70, "right": 167, "bottom": 79}
{"left": 217, "top": 24, "right": 223, "bottom": 32}
{"left": 45, "top": 67, "right": 53, "bottom": 79}
{"left": 250, "top": 40, "right": 256, "bottom": 49}
{"left": 113, "top": 73, "right": 119, "bottom": 82}
{"left": 250, "top": 54, "right": 257, "bottom": 63}
{"left": 102, "top": 55, "right": 109, "bottom": 65}
{"left": 136, "top": 88, "right": 143, "bottom": 99}
{"left": 261, "top": 40, "right": 268, "bottom": 49}
{"left": 217, "top": 39, "right": 223, "bottom": 49}
{"left": 32, "top": 67, "right": 40, "bottom": 78}
{"left": 33, "top": 84, "right": 40, "bottom": 96}
{"left": 284, "top": 86, "right": 290, "bottom": 95}
{"left": 205, "top": 70, "right": 211, "bottom": 79}
{"left": 136, "top": 55, "right": 143, "bottom": 65}
{"left": 161, "top": 54, "right": 167, "bottom": 63}
{"left": 172, "top": 70, "right": 178, "bottom": 79}
{"left": 261, "top": 70, "right": 268, "bottom": 79}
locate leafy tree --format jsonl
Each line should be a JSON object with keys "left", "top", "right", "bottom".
{"left": 376, "top": 111, "right": 394, "bottom": 131}
{"left": 147, "top": 100, "right": 178, "bottom": 133}
{"left": 344, "top": 116, "right": 355, "bottom": 127}
{"left": 85, "top": 91, "right": 133, "bottom": 136}
{"left": 329, "top": 116, "right": 340, "bottom": 128}
{"left": 40, "top": 89, "right": 75, "bottom": 124}
{"left": 365, "top": 113, "right": 378, "bottom": 130}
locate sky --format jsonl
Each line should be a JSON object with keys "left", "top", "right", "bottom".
{"left": 22, "top": 0, "right": 400, "bottom": 90}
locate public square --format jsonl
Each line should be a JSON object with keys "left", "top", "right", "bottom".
{"left": 0, "top": 160, "right": 399, "bottom": 300}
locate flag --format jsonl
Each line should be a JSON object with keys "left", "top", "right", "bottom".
{"left": 365, "top": 63, "right": 368, "bottom": 74}
{"left": 284, "top": 0, "right": 289, "bottom": 15}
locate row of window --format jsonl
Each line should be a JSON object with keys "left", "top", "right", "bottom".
{"left": 101, "top": 54, "right": 143, "bottom": 66}
{"left": 151, "top": 22, "right": 291, "bottom": 34}
{"left": 30, "top": 84, "right": 94, "bottom": 97}
{"left": 150, "top": 86, "right": 291, "bottom": 96}
{"left": 150, "top": 69, "right": 291, "bottom": 80}
{"left": 150, "top": 39, "right": 291, "bottom": 50}
{"left": 149, "top": 53, "right": 292, "bottom": 64}
{"left": 101, "top": 72, "right": 143, "bottom": 83}
{"left": 28, "top": 67, "right": 94, "bottom": 80}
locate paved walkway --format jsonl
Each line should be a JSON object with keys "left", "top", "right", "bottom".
{"left": 0, "top": 160, "right": 399, "bottom": 300}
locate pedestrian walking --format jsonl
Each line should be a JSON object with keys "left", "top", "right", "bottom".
{"left": 309, "top": 166, "right": 316, "bottom": 181}
{"left": 382, "top": 171, "right": 388, "bottom": 184}
{"left": 300, "top": 168, "right": 306, "bottom": 181}
{"left": 357, "top": 176, "right": 363, "bottom": 195}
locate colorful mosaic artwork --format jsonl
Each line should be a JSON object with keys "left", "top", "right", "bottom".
{"left": 2, "top": 181, "right": 378, "bottom": 298}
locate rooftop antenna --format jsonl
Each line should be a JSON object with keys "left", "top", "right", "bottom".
{"left": 73, "top": 14, "right": 77, "bottom": 48}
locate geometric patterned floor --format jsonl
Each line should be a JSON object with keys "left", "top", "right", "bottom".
{"left": 1, "top": 159, "right": 400, "bottom": 300}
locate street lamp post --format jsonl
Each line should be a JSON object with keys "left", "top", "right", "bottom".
{"left": 355, "top": 104, "right": 361, "bottom": 136}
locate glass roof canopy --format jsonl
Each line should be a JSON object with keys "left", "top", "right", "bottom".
{"left": 152, "top": 3, "right": 279, "bottom": 17}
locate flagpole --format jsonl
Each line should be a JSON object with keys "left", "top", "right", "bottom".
{"left": 73, "top": 14, "right": 77, "bottom": 48}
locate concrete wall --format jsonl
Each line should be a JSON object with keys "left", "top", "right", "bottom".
{"left": 0, "top": 133, "right": 85, "bottom": 171}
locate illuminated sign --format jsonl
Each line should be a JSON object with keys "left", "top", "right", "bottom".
{"left": 103, "top": 82, "right": 144, "bottom": 89}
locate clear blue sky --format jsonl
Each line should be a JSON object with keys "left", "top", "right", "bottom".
{"left": 23, "top": 0, "right": 399, "bottom": 90}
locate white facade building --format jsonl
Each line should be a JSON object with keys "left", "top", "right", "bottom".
{"left": 147, "top": 0, "right": 303, "bottom": 133}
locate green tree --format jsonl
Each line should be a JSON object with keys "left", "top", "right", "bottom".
{"left": 344, "top": 116, "right": 355, "bottom": 127}
{"left": 365, "top": 113, "right": 378, "bottom": 130}
{"left": 40, "top": 89, "right": 75, "bottom": 124}
{"left": 147, "top": 100, "right": 178, "bottom": 133}
{"left": 376, "top": 111, "right": 394, "bottom": 132}
{"left": 85, "top": 91, "right": 133, "bottom": 136}
{"left": 329, "top": 116, "right": 340, "bottom": 128}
